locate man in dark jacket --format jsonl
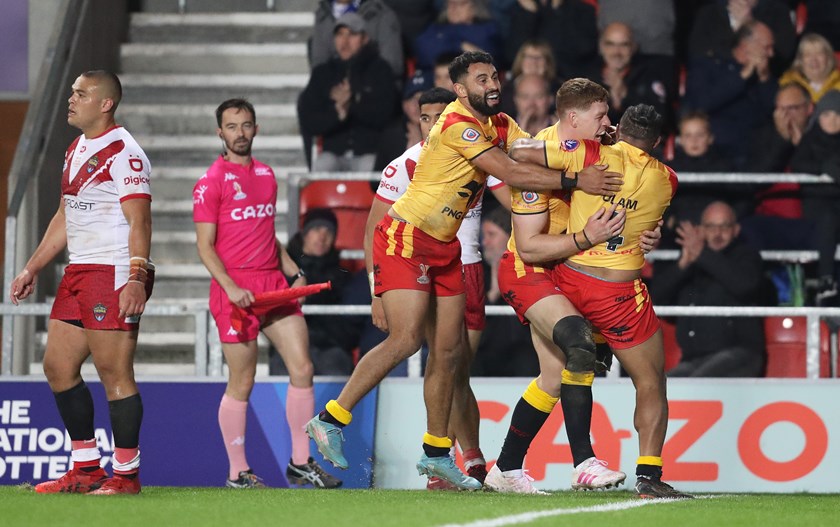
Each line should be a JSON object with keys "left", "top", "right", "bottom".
{"left": 298, "top": 13, "right": 398, "bottom": 172}
{"left": 683, "top": 20, "right": 777, "bottom": 169}
{"left": 269, "top": 209, "right": 356, "bottom": 375}
{"left": 650, "top": 201, "right": 767, "bottom": 377}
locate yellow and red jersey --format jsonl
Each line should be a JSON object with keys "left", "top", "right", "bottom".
{"left": 392, "top": 98, "right": 529, "bottom": 242}
{"left": 506, "top": 125, "right": 575, "bottom": 276}
{"left": 545, "top": 140, "right": 677, "bottom": 270}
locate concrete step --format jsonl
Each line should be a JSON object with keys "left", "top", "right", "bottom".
{"left": 118, "top": 103, "right": 299, "bottom": 136}
{"left": 121, "top": 43, "right": 309, "bottom": 74}
{"left": 121, "top": 74, "right": 308, "bottom": 105}
{"left": 129, "top": 12, "right": 314, "bottom": 43}
{"left": 137, "top": 133, "right": 306, "bottom": 166}
{"left": 140, "top": 0, "right": 319, "bottom": 13}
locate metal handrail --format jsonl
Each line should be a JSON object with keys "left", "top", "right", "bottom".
{"left": 2, "top": 303, "right": 838, "bottom": 379}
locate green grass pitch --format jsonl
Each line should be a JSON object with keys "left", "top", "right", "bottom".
{"left": 1, "top": 487, "right": 838, "bottom": 527}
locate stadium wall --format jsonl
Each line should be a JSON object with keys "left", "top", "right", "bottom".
{"left": 2, "top": 378, "right": 838, "bottom": 492}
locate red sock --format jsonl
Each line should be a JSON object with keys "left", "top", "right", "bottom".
{"left": 71, "top": 439, "right": 101, "bottom": 472}
{"left": 113, "top": 447, "right": 140, "bottom": 477}
{"left": 463, "top": 448, "right": 486, "bottom": 469}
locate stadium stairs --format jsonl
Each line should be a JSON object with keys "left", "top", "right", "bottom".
{"left": 36, "top": 0, "right": 319, "bottom": 374}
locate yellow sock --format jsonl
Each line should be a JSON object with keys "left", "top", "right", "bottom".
{"left": 423, "top": 432, "right": 452, "bottom": 449}
{"left": 637, "top": 455, "right": 663, "bottom": 467}
{"left": 325, "top": 399, "right": 352, "bottom": 425}
{"left": 561, "top": 369, "right": 595, "bottom": 387}
{"left": 522, "top": 379, "right": 559, "bottom": 413}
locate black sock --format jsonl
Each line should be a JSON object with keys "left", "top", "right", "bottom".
{"left": 54, "top": 381, "right": 95, "bottom": 441}
{"left": 109, "top": 393, "right": 143, "bottom": 449}
{"left": 636, "top": 464, "right": 663, "bottom": 479}
{"left": 422, "top": 444, "right": 451, "bottom": 458}
{"left": 496, "top": 397, "right": 550, "bottom": 472}
{"left": 319, "top": 410, "right": 345, "bottom": 427}
{"left": 560, "top": 383, "right": 595, "bottom": 466}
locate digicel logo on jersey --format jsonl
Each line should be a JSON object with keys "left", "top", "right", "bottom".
{"left": 379, "top": 181, "right": 400, "bottom": 194}
{"left": 124, "top": 175, "right": 150, "bottom": 187}
{"left": 230, "top": 203, "right": 275, "bottom": 221}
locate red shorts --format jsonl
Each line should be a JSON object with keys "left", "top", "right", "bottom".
{"left": 497, "top": 250, "right": 561, "bottom": 324}
{"left": 372, "top": 216, "right": 464, "bottom": 297}
{"left": 51, "top": 264, "right": 154, "bottom": 331}
{"left": 463, "top": 262, "right": 485, "bottom": 331}
{"left": 210, "top": 269, "right": 302, "bottom": 343}
{"left": 552, "top": 264, "right": 660, "bottom": 350}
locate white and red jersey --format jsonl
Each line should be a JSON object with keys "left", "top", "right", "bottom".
{"left": 376, "top": 141, "right": 504, "bottom": 265}
{"left": 61, "top": 126, "right": 151, "bottom": 265}
{"left": 192, "top": 156, "right": 279, "bottom": 271}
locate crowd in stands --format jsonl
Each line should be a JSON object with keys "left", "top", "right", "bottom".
{"left": 295, "top": 0, "right": 840, "bottom": 378}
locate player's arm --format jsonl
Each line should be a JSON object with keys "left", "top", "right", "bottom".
{"left": 119, "top": 197, "right": 152, "bottom": 318}
{"left": 9, "top": 199, "right": 68, "bottom": 304}
{"left": 195, "top": 222, "right": 254, "bottom": 308}
{"left": 489, "top": 183, "right": 511, "bottom": 212}
{"left": 277, "top": 239, "right": 306, "bottom": 287}
{"left": 364, "top": 197, "right": 392, "bottom": 332}
{"left": 507, "top": 138, "right": 623, "bottom": 195}
{"left": 514, "top": 203, "right": 625, "bottom": 264}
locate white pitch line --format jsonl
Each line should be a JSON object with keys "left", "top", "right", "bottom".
{"left": 435, "top": 498, "right": 680, "bottom": 527}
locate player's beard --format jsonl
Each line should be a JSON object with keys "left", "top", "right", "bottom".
{"left": 468, "top": 90, "right": 502, "bottom": 116}
{"left": 225, "top": 137, "right": 252, "bottom": 157}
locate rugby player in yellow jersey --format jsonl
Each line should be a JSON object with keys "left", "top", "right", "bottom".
{"left": 306, "top": 51, "right": 622, "bottom": 489}
{"left": 511, "top": 102, "right": 692, "bottom": 499}
{"left": 487, "top": 78, "right": 657, "bottom": 494}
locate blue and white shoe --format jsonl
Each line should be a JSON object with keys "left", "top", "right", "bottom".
{"left": 416, "top": 454, "right": 482, "bottom": 490}
{"left": 305, "top": 416, "right": 348, "bottom": 470}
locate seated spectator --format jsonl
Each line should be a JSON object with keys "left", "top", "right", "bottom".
{"left": 598, "top": 0, "right": 676, "bottom": 58}
{"left": 664, "top": 112, "right": 739, "bottom": 244}
{"left": 587, "top": 22, "right": 674, "bottom": 132}
{"left": 688, "top": 0, "right": 796, "bottom": 77}
{"left": 779, "top": 33, "right": 840, "bottom": 103}
{"left": 789, "top": 90, "right": 840, "bottom": 300}
{"left": 413, "top": 0, "right": 501, "bottom": 70}
{"left": 740, "top": 83, "right": 814, "bottom": 251}
{"left": 269, "top": 208, "right": 356, "bottom": 375}
{"left": 310, "top": 0, "right": 404, "bottom": 79}
{"left": 649, "top": 201, "right": 767, "bottom": 377}
{"left": 374, "top": 69, "right": 433, "bottom": 169}
{"left": 506, "top": 0, "right": 598, "bottom": 80}
{"left": 472, "top": 207, "right": 539, "bottom": 377}
{"left": 499, "top": 39, "right": 558, "bottom": 115}
{"left": 298, "top": 13, "right": 398, "bottom": 172}
{"left": 683, "top": 20, "right": 778, "bottom": 169}
{"left": 511, "top": 74, "right": 554, "bottom": 136}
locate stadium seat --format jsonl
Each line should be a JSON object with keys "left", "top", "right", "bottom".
{"left": 763, "top": 316, "right": 830, "bottom": 378}
{"left": 660, "top": 318, "right": 682, "bottom": 372}
{"left": 299, "top": 180, "right": 375, "bottom": 270}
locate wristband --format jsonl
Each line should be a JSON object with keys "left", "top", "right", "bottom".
{"left": 368, "top": 272, "right": 375, "bottom": 297}
{"left": 561, "top": 171, "right": 578, "bottom": 190}
{"left": 128, "top": 258, "right": 148, "bottom": 285}
{"left": 291, "top": 269, "right": 306, "bottom": 281}
{"left": 573, "top": 232, "right": 585, "bottom": 251}
{"left": 581, "top": 229, "right": 593, "bottom": 247}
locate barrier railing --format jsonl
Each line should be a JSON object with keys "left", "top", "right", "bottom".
{"left": 2, "top": 303, "right": 838, "bottom": 380}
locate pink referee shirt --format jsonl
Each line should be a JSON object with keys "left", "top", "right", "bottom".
{"left": 192, "top": 155, "right": 280, "bottom": 271}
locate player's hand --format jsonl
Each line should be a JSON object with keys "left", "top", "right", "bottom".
{"left": 583, "top": 204, "right": 625, "bottom": 245}
{"left": 118, "top": 282, "right": 147, "bottom": 320}
{"left": 639, "top": 219, "right": 663, "bottom": 254}
{"left": 371, "top": 297, "right": 388, "bottom": 332}
{"left": 577, "top": 164, "right": 623, "bottom": 196}
{"left": 9, "top": 268, "right": 36, "bottom": 305}
{"left": 226, "top": 285, "right": 255, "bottom": 309}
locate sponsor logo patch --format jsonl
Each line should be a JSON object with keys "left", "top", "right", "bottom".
{"left": 561, "top": 139, "right": 579, "bottom": 152}
{"left": 93, "top": 303, "right": 107, "bottom": 322}
{"left": 521, "top": 191, "right": 539, "bottom": 204}
{"left": 461, "top": 128, "right": 480, "bottom": 142}
{"left": 232, "top": 181, "right": 247, "bottom": 201}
